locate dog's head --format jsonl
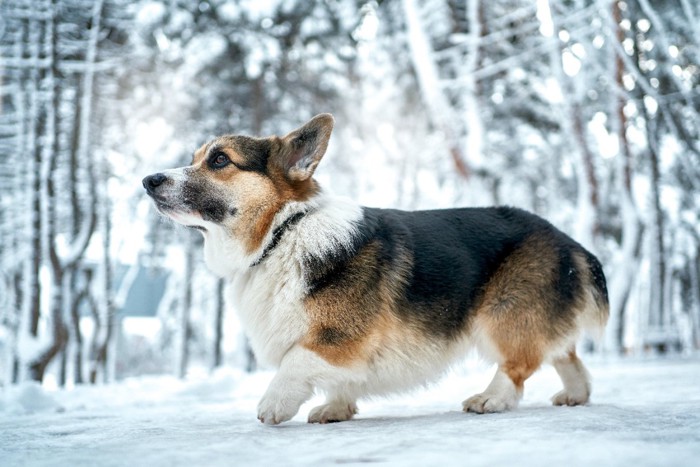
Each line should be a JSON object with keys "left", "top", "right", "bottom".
{"left": 142, "top": 113, "right": 334, "bottom": 263}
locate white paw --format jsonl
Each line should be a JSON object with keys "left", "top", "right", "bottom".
{"left": 551, "top": 389, "right": 589, "bottom": 406}
{"left": 308, "top": 401, "right": 358, "bottom": 424}
{"left": 257, "top": 392, "right": 301, "bottom": 425}
{"left": 462, "top": 393, "right": 519, "bottom": 414}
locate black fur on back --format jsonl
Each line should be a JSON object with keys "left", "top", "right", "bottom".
{"left": 302, "top": 206, "right": 606, "bottom": 338}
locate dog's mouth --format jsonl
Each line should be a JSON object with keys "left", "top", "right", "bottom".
{"left": 154, "top": 200, "right": 175, "bottom": 213}
{"left": 153, "top": 201, "right": 207, "bottom": 233}
{"left": 147, "top": 194, "right": 176, "bottom": 213}
{"left": 148, "top": 193, "right": 198, "bottom": 219}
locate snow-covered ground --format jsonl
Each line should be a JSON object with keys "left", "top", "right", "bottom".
{"left": 1, "top": 356, "right": 699, "bottom": 466}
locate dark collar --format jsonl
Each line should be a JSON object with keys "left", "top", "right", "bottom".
{"left": 249, "top": 210, "right": 308, "bottom": 268}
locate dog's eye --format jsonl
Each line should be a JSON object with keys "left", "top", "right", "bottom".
{"left": 209, "top": 152, "right": 230, "bottom": 169}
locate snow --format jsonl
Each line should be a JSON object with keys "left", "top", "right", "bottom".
{"left": 2, "top": 356, "right": 699, "bottom": 466}
{"left": 183, "top": 33, "right": 227, "bottom": 77}
{"left": 134, "top": 1, "right": 166, "bottom": 28}
{"left": 1, "top": 382, "right": 62, "bottom": 415}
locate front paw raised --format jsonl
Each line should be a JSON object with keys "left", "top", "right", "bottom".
{"left": 257, "top": 392, "right": 300, "bottom": 425}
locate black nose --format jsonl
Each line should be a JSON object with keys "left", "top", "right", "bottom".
{"left": 142, "top": 173, "right": 167, "bottom": 193}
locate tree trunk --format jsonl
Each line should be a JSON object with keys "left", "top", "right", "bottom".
{"left": 603, "top": 0, "right": 643, "bottom": 353}
{"left": 539, "top": 0, "right": 599, "bottom": 250}
{"left": 90, "top": 191, "right": 114, "bottom": 384}
{"left": 2, "top": 12, "right": 25, "bottom": 385}
{"left": 21, "top": 6, "right": 47, "bottom": 382}
{"left": 629, "top": 7, "right": 668, "bottom": 351}
{"left": 689, "top": 249, "right": 700, "bottom": 348}
{"left": 31, "top": 0, "right": 70, "bottom": 383}
{"left": 646, "top": 119, "right": 667, "bottom": 347}
{"left": 26, "top": 12, "right": 43, "bottom": 346}
{"left": 176, "top": 232, "right": 195, "bottom": 379}
{"left": 402, "top": 0, "right": 469, "bottom": 179}
{"left": 461, "top": 0, "right": 485, "bottom": 171}
{"left": 70, "top": 268, "right": 90, "bottom": 384}
{"left": 212, "top": 278, "right": 225, "bottom": 370}
{"left": 28, "top": 279, "right": 68, "bottom": 381}
{"left": 571, "top": 101, "right": 600, "bottom": 229}
{"left": 11, "top": 272, "right": 23, "bottom": 383}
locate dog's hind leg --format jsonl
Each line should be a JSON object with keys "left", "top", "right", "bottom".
{"left": 464, "top": 306, "right": 545, "bottom": 413}
{"left": 462, "top": 357, "right": 541, "bottom": 413}
{"left": 550, "top": 349, "right": 591, "bottom": 406}
{"left": 308, "top": 396, "right": 358, "bottom": 424}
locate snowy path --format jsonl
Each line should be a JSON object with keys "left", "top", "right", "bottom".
{"left": 2, "top": 357, "right": 699, "bottom": 466}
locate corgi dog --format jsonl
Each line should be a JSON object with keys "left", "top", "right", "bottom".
{"left": 143, "top": 114, "right": 609, "bottom": 425}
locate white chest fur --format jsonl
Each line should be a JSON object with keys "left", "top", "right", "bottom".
{"left": 206, "top": 193, "right": 363, "bottom": 368}
{"left": 228, "top": 259, "right": 309, "bottom": 367}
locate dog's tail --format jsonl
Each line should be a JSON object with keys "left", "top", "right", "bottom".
{"left": 578, "top": 251, "right": 610, "bottom": 339}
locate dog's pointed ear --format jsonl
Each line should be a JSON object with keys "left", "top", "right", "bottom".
{"left": 276, "top": 113, "right": 334, "bottom": 181}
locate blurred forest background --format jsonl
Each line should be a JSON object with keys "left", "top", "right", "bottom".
{"left": 0, "top": 0, "right": 699, "bottom": 388}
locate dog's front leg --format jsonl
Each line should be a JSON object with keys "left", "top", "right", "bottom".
{"left": 257, "top": 345, "right": 321, "bottom": 425}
